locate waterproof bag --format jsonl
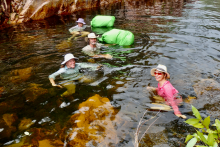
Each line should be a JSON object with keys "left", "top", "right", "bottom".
{"left": 91, "top": 27, "right": 114, "bottom": 34}
{"left": 91, "top": 16, "right": 115, "bottom": 27}
{"left": 98, "top": 29, "right": 134, "bottom": 46}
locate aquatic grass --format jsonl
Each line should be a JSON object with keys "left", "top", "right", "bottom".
{"left": 134, "top": 110, "right": 161, "bottom": 147}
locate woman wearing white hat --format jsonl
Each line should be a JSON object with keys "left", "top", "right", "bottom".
{"left": 82, "top": 33, "right": 112, "bottom": 59}
{"left": 49, "top": 53, "right": 103, "bottom": 96}
{"left": 68, "top": 18, "right": 90, "bottom": 41}
{"left": 147, "top": 64, "right": 186, "bottom": 119}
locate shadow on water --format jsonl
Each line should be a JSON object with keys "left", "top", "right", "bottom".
{"left": 1, "top": 0, "right": 220, "bottom": 146}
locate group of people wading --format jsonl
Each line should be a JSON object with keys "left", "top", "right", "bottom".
{"left": 49, "top": 18, "right": 186, "bottom": 119}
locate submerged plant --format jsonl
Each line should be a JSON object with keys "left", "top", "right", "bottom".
{"left": 184, "top": 105, "right": 220, "bottom": 147}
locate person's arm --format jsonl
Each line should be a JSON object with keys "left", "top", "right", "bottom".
{"left": 49, "top": 78, "right": 62, "bottom": 88}
{"left": 82, "top": 46, "right": 113, "bottom": 59}
{"left": 92, "top": 54, "right": 112, "bottom": 59}
{"left": 163, "top": 85, "right": 186, "bottom": 119}
{"left": 78, "top": 63, "right": 103, "bottom": 71}
{"left": 147, "top": 86, "right": 157, "bottom": 91}
{"left": 146, "top": 86, "right": 158, "bottom": 95}
{"left": 48, "top": 68, "right": 65, "bottom": 88}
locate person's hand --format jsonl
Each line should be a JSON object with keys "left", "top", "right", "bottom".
{"left": 105, "top": 54, "right": 113, "bottom": 59}
{"left": 176, "top": 114, "right": 187, "bottom": 119}
{"left": 52, "top": 83, "right": 63, "bottom": 88}
{"left": 97, "top": 65, "right": 104, "bottom": 71}
{"left": 147, "top": 86, "right": 156, "bottom": 91}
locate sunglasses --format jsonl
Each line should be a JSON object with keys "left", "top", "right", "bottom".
{"left": 154, "top": 72, "right": 163, "bottom": 76}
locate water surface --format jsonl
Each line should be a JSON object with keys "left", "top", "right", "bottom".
{"left": 0, "top": 0, "right": 220, "bottom": 146}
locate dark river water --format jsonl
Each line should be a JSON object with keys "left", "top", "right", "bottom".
{"left": 0, "top": 0, "right": 220, "bottom": 146}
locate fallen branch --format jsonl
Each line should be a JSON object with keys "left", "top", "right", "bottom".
{"left": 134, "top": 109, "right": 161, "bottom": 147}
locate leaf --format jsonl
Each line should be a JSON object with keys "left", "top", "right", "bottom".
{"left": 213, "top": 134, "right": 218, "bottom": 139}
{"left": 185, "top": 134, "right": 194, "bottom": 143}
{"left": 212, "top": 119, "right": 220, "bottom": 132}
{"left": 197, "top": 131, "right": 208, "bottom": 144}
{"left": 203, "top": 135, "right": 208, "bottom": 139}
{"left": 203, "top": 116, "right": 210, "bottom": 129}
{"left": 192, "top": 105, "right": 202, "bottom": 120}
{"left": 185, "top": 118, "right": 200, "bottom": 126}
{"left": 207, "top": 133, "right": 214, "bottom": 146}
{"left": 206, "top": 129, "right": 217, "bottom": 134}
{"left": 193, "top": 123, "right": 205, "bottom": 128}
{"left": 186, "top": 137, "right": 197, "bottom": 147}
{"left": 213, "top": 142, "right": 218, "bottom": 147}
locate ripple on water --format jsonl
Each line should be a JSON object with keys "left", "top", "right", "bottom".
{"left": 1, "top": 0, "right": 220, "bottom": 146}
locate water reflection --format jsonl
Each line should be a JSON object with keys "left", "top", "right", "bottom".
{"left": 1, "top": 0, "right": 220, "bottom": 146}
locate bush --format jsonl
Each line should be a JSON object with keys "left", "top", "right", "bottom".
{"left": 184, "top": 105, "right": 219, "bottom": 147}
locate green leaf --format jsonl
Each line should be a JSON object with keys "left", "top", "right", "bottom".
{"left": 192, "top": 105, "right": 202, "bottom": 120}
{"left": 212, "top": 119, "right": 220, "bottom": 132}
{"left": 185, "top": 134, "right": 194, "bottom": 143}
{"left": 213, "top": 134, "right": 218, "bottom": 139}
{"left": 203, "top": 116, "right": 210, "bottom": 129}
{"left": 213, "top": 142, "right": 218, "bottom": 147}
{"left": 203, "top": 135, "right": 208, "bottom": 140}
{"left": 192, "top": 133, "right": 199, "bottom": 138}
{"left": 207, "top": 133, "right": 214, "bottom": 146}
{"left": 186, "top": 137, "right": 197, "bottom": 147}
{"left": 207, "top": 129, "right": 218, "bottom": 134}
{"left": 197, "top": 131, "right": 208, "bottom": 144}
{"left": 185, "top": 118, "right": 200, "bottom": 126}
{"left": 193, "top": 123, "right": 205, "bottom": 128}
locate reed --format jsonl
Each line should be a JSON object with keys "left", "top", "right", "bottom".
{"left": 134, "top": 109, "right": 161, "bottom": 147}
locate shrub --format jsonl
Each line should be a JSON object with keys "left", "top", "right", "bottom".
{"left": 184, "top": 105, "right": 219, "bottom": 147}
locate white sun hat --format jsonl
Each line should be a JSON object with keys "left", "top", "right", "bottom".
{"left": 150, "top": 64, "right": 170, "bottom": 79}
{"left": 76, "top": 18, "right": 86, "bottom": 24}
{"left": 61, "top": 53, "right": 79, "bottom": 65}
{"left": 88, "top": 33, "right": 99, "bottom": 38}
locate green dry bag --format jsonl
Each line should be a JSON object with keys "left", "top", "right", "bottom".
{"left": 91, "top": 27, "right": 114, "bottom": 34}
{"left": 91, "top": 16, "right": 115, "bottom": 27}
{"left": 99, "top": 29, "right": 134, "bottom": 46}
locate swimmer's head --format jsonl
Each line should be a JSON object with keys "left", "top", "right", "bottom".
{"left": 88, "top": 33, "right": 98, "bottom": 45}
{"left": 76, "top": 18, "right": 86, "bottom": 27}
{"left": 150, "top": 64, "right": 170, "bottom": 79}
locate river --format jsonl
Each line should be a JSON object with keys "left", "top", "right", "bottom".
{"left": 0, "top": 0, "right": 220, "bottom": 146}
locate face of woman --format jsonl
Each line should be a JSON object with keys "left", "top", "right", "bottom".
{"left": 154, "top": 70, "right": 166, "bottom": 82}
{"left": 66, "top": 59, "right": 75, "bottom": 68}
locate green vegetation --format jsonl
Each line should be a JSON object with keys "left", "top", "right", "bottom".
{"left": 184, "top": 106, "right": 220, "bottom": 147}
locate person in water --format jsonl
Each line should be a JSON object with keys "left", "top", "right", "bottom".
{"left": 68, "top": 18, "right": 90, "bottom": 41}
{"left": 147, "top": 64, "right": 187, "bottom": 119}
{"left": 82, "top": 33, "right": 112, "bottom": 59}
{"left": 49, "top": 53, "right": 103, "bottom": 96}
